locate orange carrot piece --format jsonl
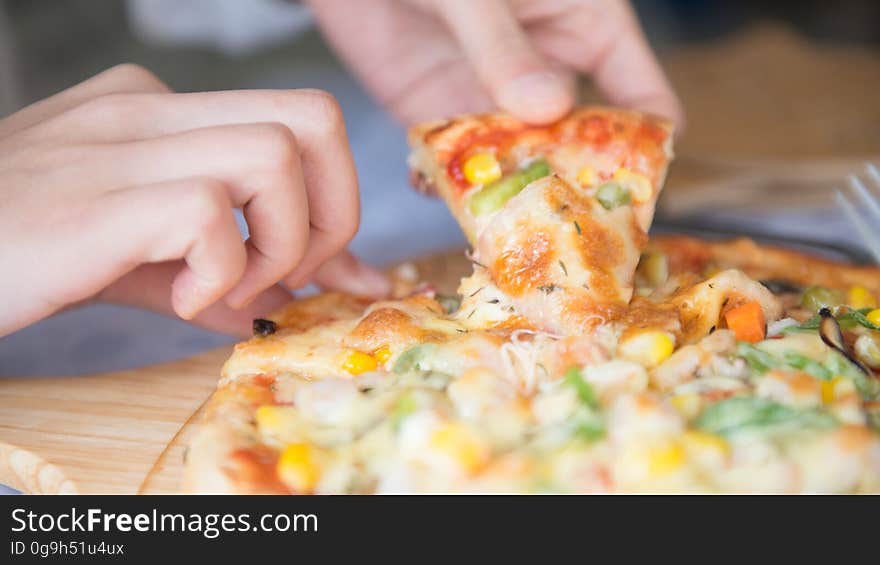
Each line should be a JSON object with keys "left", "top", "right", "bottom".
{"left": 724, "top": 301, "right": 766, "bottom": 343}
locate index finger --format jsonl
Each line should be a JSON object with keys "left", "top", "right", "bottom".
{"left": 577, "top": 4, "right": 684, "bottom": 128}
{"left": 591, "top": 24, "right": 684, "bottom": 128}
{"left": 71, "top": 89, "right": 361, "bottom": 291}
{"left": 522, "top": 2, "right": 683, "bottom": 127}
{"left": 434, "top": 0, "right": 575, "bottom": 123}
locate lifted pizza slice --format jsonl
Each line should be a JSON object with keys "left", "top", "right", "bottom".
{"left": 408, "top": 107, "right": 675, "bottom": 335}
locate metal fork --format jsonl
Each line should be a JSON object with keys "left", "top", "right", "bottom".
{"left": 835, "top": 164, "right": 880, "bottom": 265}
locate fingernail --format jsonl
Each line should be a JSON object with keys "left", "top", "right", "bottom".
{"left": 344, "top": 261, "right": 391, "bottom": 299}
{"left": 497, "top": 71, "right": 573, "bottom": 123}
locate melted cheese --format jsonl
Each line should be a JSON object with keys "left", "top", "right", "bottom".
{"left": 186, "top": 107, "right": 880, "bottom": 495}
{"left": 471, "top": 175, "right": 645, "bottom": 335}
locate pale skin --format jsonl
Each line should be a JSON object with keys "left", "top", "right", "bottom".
{"left": 308, "top": 0, "right": 683, "bottom": 125}
{"left": 0, "top": 0, "right": 680, "bottom": 338}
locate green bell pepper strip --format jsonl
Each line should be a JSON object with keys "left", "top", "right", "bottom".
{"left": 468, "top": 159, "right": 551, "bottom": 216}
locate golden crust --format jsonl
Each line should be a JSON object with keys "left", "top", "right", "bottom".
{"left": 408, "top": 106, "right": 674, "bottom": 245}
{"left": 649, "top": 235, "right": 880, "bottom": 294}
{"left": 182, "top": 375, "right": 282, "bottom": 494}
{"left": 407, "top": 106, "right": 674, "bottom": 163}
{"left": 267, "top": 292, "right": 373, "bottom": 332}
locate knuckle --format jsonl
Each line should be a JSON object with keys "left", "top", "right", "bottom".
{"left": 253, "top": 122, "right": 300, "bottom": 170}
{"left": 335, "top": 208, "right": 359, "bottom": 244}
{"left": 300, "top": 89, "right": 344, "bottom": 134}
{"left": 273, "top": 229, "right": 306, "bottom": 266}
{"left": 73, "top": 92, "right": 136, "bottom": 122}
{"left": 104, "top": 63, "right": 170, "bottom": 93}
{"left": 184, "top": 179, "right": 230, "bottom": 231}
{"left": 267, "top": 225, "right": 307, "bottom": 270}
{"left": 223, "top": 241, "right": 248, "bottom": 280}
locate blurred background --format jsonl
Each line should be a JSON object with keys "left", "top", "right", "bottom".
{"left": 0, "top": 0, "right": 879, "bottom": 377}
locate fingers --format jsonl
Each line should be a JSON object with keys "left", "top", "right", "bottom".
{"left": 0, "top": 64, "right": 169, "bottom": 138}
{"left": 99, "top": 262, "right": 292, "bottom": 338}
{"left": 61, "top": 89, "right": 361, "bottom": 294}
{"left": 434, "top": 0, "right": 574, "bottom": 123}
{"left": 310, "top": 249, "right": 390, "bottom": 299}
{"left": 528, "top": 2, "right": 683, "bottom": 127}
{"left": 99, "top": 123, "right": 313, "bottom": 308}
{"left": 88, "top": 178, "right": 248, "bottom": 319}
{"left": 592, "top": 28, "right": 684, "bottom": 128}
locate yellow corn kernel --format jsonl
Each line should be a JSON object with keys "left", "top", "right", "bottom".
{"left": 463, "top": 152, "right": 502, "bottom": 185}
{"left": 619, "top": 331, "right": 675, "bottom": 368}
{"left": 613, "top": 168, "right": 653, "bottom": 203}
{"left": 255, "top": 405, "right": 297, "bottom": 435}
{"left": 373, "top": 345, "right": 392, "bottom": 364}
{"left": 682, "top": 430, "right": 730, "bottom": 457}
{"left": 430, "top": 423, "right": 488, "bottom": 474}
{"left": 647, "top": 442, "right": 686, "bottom": 477}
{"left": 866, "top": 309, "right": 880, "bottom": 327}
{"left": 670, "top": 394, "right": 702, "bottom": 420}
{"left": 821, "top": 376, "right": 846, "bottom": 404}
{"left": 342, "top": 349, "right": 378, "bottom": 375}
{"left": 277, "top": 443, "right": 320, "bottom": 493}
{"left": 820, "top": 380, "right": 835, "bottom": 404}
{"left": 848, "top": 286, "right": 877, "bottom": 309}
{"left": 576, "top": 165, "right": 598, "bottom": 187}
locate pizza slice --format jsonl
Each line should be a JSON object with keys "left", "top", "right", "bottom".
{"left": 408, "top": 107, "right": 675, "bottom": 335}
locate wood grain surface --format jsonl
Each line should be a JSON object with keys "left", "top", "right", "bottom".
{"left": 0, "top": 348, "right": 227, "bottom": 493}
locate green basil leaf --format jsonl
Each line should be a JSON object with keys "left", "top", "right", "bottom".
{"left": 564, "top": 366, "right": 599, "bottom": 409}
{"left": 824, "top": 351, "right": 864, "bottom": 380}
{"left": 390, "top": 393, "right": 419, "bottom": 431}
{"left": 826, "top": 351, "right": 880, "bottom": 401}
{"left": 573, "top": 415, "right": 605, "bottom": 442}
{"left": 736, "top": 342, "right": 780, "bottom": 374}
{"left": 695, "top": 397, "right": 837, "bottom": 438}
{"left": 782, "top": 351, "right": 832, "bottom": 381}
{"left": 786, "top": 307, "right": 878, "bottom": 334}
{"left": 839, "top": 308, "right": 880, "bottom": 331}
{"left": 783, "top": 314, "right": 820, "bottom": 333}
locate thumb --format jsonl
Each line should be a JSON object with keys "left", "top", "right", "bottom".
{"left": 436, "top": 0, "right": 574, "bottom": 123}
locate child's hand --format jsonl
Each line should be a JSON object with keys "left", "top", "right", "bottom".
{"left": 0, "top": 64, "right": 388, "bottom": 337}
{"left": 309, "top": 0, "right": 683, "bottom": 127}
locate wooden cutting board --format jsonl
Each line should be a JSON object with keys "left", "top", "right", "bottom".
{"left": 0, "top": 250, "right": 471, "bottom": 494}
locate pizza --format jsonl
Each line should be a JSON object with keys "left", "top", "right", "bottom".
{"left": 409, "top": 107, "right": 674, "bottom": 335}
{"left": 183, "top": 107, "right": 880, "bottom": 494}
